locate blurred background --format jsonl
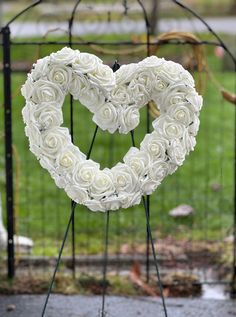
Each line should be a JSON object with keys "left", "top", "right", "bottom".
{"left": 0, "top": 0, "right": 235, "bottom": 299}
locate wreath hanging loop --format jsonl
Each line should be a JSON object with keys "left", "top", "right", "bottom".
{"left": 22, "top": 47, "right": 202, "bottom": 212}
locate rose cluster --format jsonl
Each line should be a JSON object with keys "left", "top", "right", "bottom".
{"left": 22, "top": 47, "right": 202, "bottom": 212}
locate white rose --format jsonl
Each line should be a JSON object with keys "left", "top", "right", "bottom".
{"left": 21, "top": 75, "right": 34, "bottom": 100}
{"left": 88, "top": 64, "right": 115, "bottom": 91}
{"left": 179, "top": 70, "right": 194, "bottom": 87}
{"left": 50, "top": 170, "right": 68, "bottom": 189}
{"left": 111, "top": 163, "right": 139, "bottom": 194}
{"left": 101, "top": 195, "right": 121, "bottom": 211}
{"left": 69, "top": 74, "right": 90, "bottom": 100}
{"left": 92, "top": 102, "right": 119, "bottom": 133}
{"left": 31, "top": 56, "right": 50, "bottom": 81}
{"left": 140, "top": 132, "right": 168, "bottom": 160}
{"left": 141, "top": 161, "right": 169, "bottom": 194}
{"left": 120, "top": 192, "right": 142, "bottom": 209}
{"left": 79, "top": 86, "right": 105, "bottom": 112}
{"left": 115, "top": 63, "right": 138, "bottom": 85}
{"left": 182, "top": 130, "right": 196, "bottom": 154}
{"left": 39, "top": 127, "right": 71, "bottom": 159}
{"left": 50, "top": 47, "right": 77, "bottom": 65}
{"left": 152, "top": 74, "right": 169, "bottom": 93}
{"left": 55, "top": 145, "right": 85, "bottom": 174}
{"left": 153, "top": 115, "right": 185, "bottom": 140}
{"left": 90, "top": 169, "right": 115, "bottom": 200}
{"left": 72, "top": 52, "right": 102, "bottom": 74}
{"left": 123, "top": 147, "right": 150, "bottom": 177}
{"left": 119, "top": 106, "right": 140, "bottom": 134}
{"left": 48, "top": 65, "right": 72, "bottom": 91}
{"left": 73, "top": 160, "right": 100, "bottom": 188}
{"left": 149, "top": 160, "right": 170, "bottom": 181}
{"left": 25, "top": 124, "right": 42, "bottom": 158}
{"left": 84, "top": 199, "right": 105, "bottom": 212}
{"left": 141, "top": 178, "right": 159, "bottom": 195}
{"left": 159, "top": 61, "right": 184, "bottom": 83}
{"left": 188, "top": 115, "right": 200, "bottom": 136}
{"left": 167, "top": 139, "right": 186, "bottom": 166}
{"left": 30, "top": 80, "right": 64, "bottom": 105}
{"left": 186, "top": 91, "right": 203, "bottom": 112}
{"left": 128, "top": 80, "right": 149, "bottom": 107}
{"left": 110, "top": 85, "right": 130, "bottom": 106}
{"left": 139, "top": 56, "right": 164, "bottom": 68}
{"left": 159, "top": 84, "right": 189, "bottom": 111}
{"left": 23, "top": 102, "right": 63, "bottom": 130}
{"left": 133, "top": 69, "right": 155, "bottom": 93}
{"left": 65, "top": 184, "right": 89, "bottom": 203}
{"left": 167, "top": 104, "right": 194, "bottom": 126}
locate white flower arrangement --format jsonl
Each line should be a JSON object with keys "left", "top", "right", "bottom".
{"left": 21, "top": 47, "right": 203, "bottom": 212}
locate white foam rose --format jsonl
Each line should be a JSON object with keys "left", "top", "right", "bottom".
{"left": 186, "top": 91, "right": 203, "bottom": 112}
{"left": 112, "top": 163, "right": 139, "bottom": 194}
{"left": 79, "top": 86, "right": 105, "bottom": 113}
{"left": 182, "top": 130, "right": 196, "bottom": 154}
{"left": 123, "top": 147, "right": 150, "bottom": 177}
{"left": 153, "top": 115, "right": 185, "bottom": 140}
{"left": 141, "top": 161, "right": 169, "bottom": 194}
{"left": 69, "top": 74, "right": 90, "bottom": 100}
{"left": 21, "top": 75, "right": 34, "bottom": 100}
{"left": 90, "top": 169, "right": 115, "bottom": 200}
{"left": 128, "top": 81, "right": 149, "bottom": 107}
{"left": 88, "top": 64, "right": 115, "bottom": 91}
{"left": 139, "top": 56, "right": 164, "bottom": 68}
{"left": 134, "top": 69, "right": 155, "bottom": 93}
{"left": 110, "top": 85, "right": 131, "bottom": 106}
{"left": 55, "top": 145, "right": 86, "bottom": 175}
{"left": 188, "top": 115, "right": 200, "bottom": 136}
{"left": 167, "top": 139, "right": 186, "bottom": 166}
{"left": 50, "top": 47, "right": 77, "bottom": 65}
{"left": 115, "top": 63, "right": 138, "bottom": 85}
{"left": 65, "top": 184, "right": 89, "bottom": 203}
{"left": 72, "top": 52, "right": 102, "bottom": 74}
{"left": 119, "top": 106, "right": 140, "bottom": 134}
{"left": 120, "top": 192, "right": 142, "bottom": 209}
{"left": 92, "top": 102, "right": 119, "bottom": 133}
{"left": 31, "top": 56, "right": 50, "bottom": 81}
{"left": 159, "top": 61, "right": 185, "bottom": 83}
{"left": 140, "top": 132, "right": 168, "bottom": 161}
{"left": 30, "top": 80, "right": 64, "bottom": 105}
{"left": 102, "top": 195, "right": 121, "bottom": 211}
{"left": 167, "top": 104, "right": 194, "bottom": 126}
{"left": 84, "top": 199, "right": 105, "bottom": 212}
{"left": 39, "top": 127, "right": 71, "bottom": 159}
{"left": 23, "top": 102, "right": 63, "bottom": 130}
{"left": 73, "top": 160, "right": 100, "bottom": 188}
{"left": 48, "top": 64, "right": 72, "bottom": 91}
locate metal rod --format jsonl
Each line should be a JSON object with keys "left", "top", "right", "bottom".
{"left": 100, "top": 211, "right": 110, "bottom": 317}
{"left": 41, "top": 202, "right": 77, "bottom": 317}
{"left": 2, "top": 26, "right": 14, "bottom": 279}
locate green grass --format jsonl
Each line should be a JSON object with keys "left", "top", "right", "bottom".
{"left": 0, "top": 36, "right": 235, "bottom": 257}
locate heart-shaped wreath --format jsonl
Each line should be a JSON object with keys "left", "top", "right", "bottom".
{"left": 22, "top": 47, "right": 202, "bottom": 212}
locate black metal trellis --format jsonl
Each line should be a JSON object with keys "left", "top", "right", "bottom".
{"left": 0, "top": 0, "right": 235, "bottom": 315}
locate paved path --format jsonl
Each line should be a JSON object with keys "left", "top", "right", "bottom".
{"left": 7, "top": 17, "right": 236, "bottom": 37}
{"left": 0, "top": 295, "right": 236, "bottom": 317}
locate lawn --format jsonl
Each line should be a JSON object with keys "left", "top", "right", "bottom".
{"left": 0, "top": 35, "right": 235, "bottom": 257}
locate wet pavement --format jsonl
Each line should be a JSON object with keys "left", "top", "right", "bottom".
{"left": 0, "top": 295, "right": 235, "bottom": 317}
